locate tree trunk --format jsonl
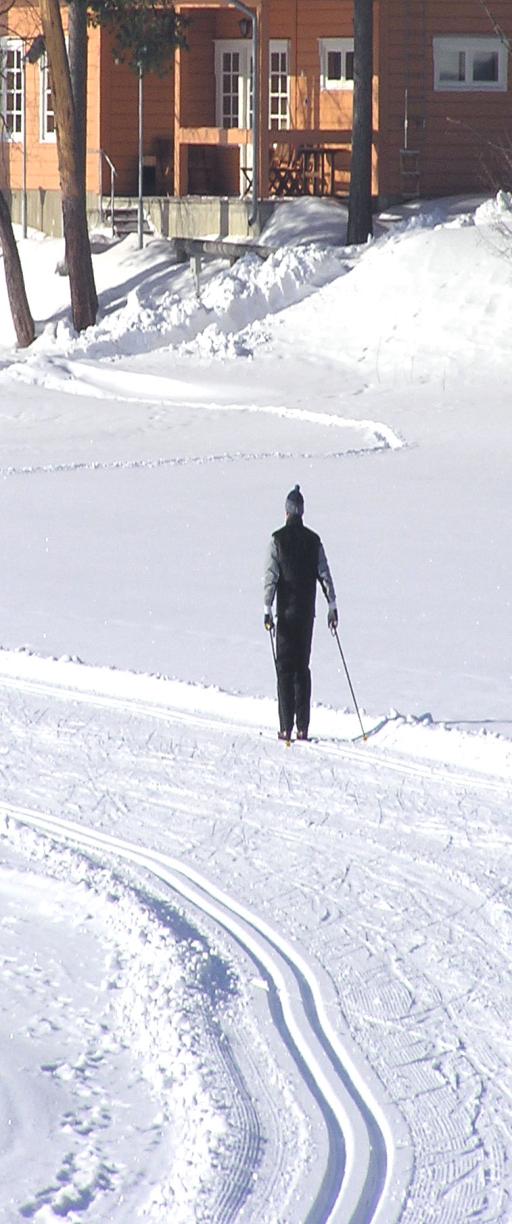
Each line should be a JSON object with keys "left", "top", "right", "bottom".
{"left": 40, "top": 0, "right": 98, "bottom": 331}
{"left": 347, "top": 0, "right": 374, "bottom": 246}
{"left": 68, "top": 0, "right": 88, "bottom": 187}
{"left": 0, "top": 190, "right": 35, "bottom": 348}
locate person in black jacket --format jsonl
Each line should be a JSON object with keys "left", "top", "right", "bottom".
{"left": 264, "top": 485, "right": 338, "bottom": 742}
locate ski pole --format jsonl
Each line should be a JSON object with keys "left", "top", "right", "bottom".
{"left": 267, "top": 621, "right": 288, "bottom": 741}
{"left": 331, "top": 627, "right": 367, "bottom": 741}
{"left": 268, "top": 622, "right": 278, "bottom": 676}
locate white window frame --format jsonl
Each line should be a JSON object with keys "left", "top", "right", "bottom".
{"left": 433, "top": 36, "right": 508, "bottom": 92}
{"left": 215, "top": 40, "right": 252, "bottom": 129}
{"left": 269, "top": 39, "right": 290, "bottom": 130}
{"left": 40, "top": 52, "right": 56, "bottom": 142}
{"left": 0, "top": 38, "right": 24, "bottom": 141}
{"left": 215, "top": 38, "right": 290, "bottom": 130}
{"left": 319, "top": 38, "right": 354, "bottom": 91}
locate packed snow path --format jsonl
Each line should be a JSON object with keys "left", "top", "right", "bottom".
{"left": 1, "top": 803, "right": 388, "bottom": 1224}
{"left": 1, "top": 655, "right": 512, "bottom": 1221}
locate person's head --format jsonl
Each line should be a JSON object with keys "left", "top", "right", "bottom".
{"left": 285, "top": 484, "right": 304, "bottom": 521}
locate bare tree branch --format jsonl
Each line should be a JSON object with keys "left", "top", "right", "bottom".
{"left": 477, "top": 0, "right": 511, "bottom": 50}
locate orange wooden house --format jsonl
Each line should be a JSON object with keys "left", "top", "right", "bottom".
{"left": 2, "top": 0, "right": 512, "bottom": 237}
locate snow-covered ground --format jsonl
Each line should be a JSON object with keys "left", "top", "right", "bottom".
{"left": 1, "top": 193, "right": 512, "bottom": 1221}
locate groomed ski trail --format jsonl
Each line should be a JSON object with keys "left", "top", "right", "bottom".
{"left": 1, "top": 798, "right": 397, "bottom": 1224}
{"left": 1, "top": 658, "right": 510, "bottom": 798}
{"left": 3, "top": 650, "right": 512, "bottom": 1221}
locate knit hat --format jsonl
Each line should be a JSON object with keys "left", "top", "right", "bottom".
{"left": 285, "top": 484, "right": 304, "bottom": 517}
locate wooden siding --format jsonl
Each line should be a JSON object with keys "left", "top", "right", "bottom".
{"left": 178, "top": 11, "right": 216, "bottom": 129}
{"left": 379, "top": 0, "right": 512, "bottom": 199}
{"left": 5, "top": 0, "right": 512, "bottom": 211}
{"left": 99, "top": 27, "right": 175, "bottom": 197}
{"left": 0, "top": 8, "right": 101, "bottom": 194}
{"left": 291, "top": 0, "right": 355, "bottom": 132}
{"left": 173, "top": 0, "right": 361, "bottom": 197}
{"left": 173, "top": 0, "right": 512, "bottom": 200}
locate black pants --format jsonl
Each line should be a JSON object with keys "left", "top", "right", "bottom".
{"left": 276, "top": 615, "right": 314, "bottom": 737}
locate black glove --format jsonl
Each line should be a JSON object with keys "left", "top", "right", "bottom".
{"left": 264, "top": 612, "right": 274, "bottom": 632}
{"left": 328, "top": 606, "right": 338, "bottom": 632}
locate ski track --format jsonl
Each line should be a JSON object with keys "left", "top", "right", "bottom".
{"left": 1, "top": 662, "right": 512, "bottom": 1221}
{"left": 0, "top": 357, "right": 404, "bottom": 450}
{"left": 0, "top": 444, "right": 399, "bottom": 480}
{"left": 0, "top": 798, "right": 391, "bottom": 1224}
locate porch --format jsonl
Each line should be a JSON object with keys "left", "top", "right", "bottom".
{"left": 98, "top": 193, "right": 277, "bottom": 240}
{"left": 170, "top": 3, "right": 353, "bottom": 203}
{"left": 88, "top": 0, "right": 358, "bottom": 241}
{"left": 98, "top": 2, "right": 353, "bottom": 206}
{"left": 171, "top": 133, "right": 351, "bottom": 200}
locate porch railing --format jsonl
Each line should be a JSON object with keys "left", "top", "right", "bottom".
{"left": 94, "top": 149, "right": 117, "bottom": 236}
{"left": 269, "top": 143, "right": 348, "bottom": 198}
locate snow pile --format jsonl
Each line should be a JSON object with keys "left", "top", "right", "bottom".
{"left": 267, "top": 210, "right": 512, "bottom": 378}
{"left": 0, "top": 232, "right": 348, "bottom": 362}
{"left": 474, "top": 188, "right": 512, "bottom": 226}
{"left": 4, "top": 193, "right": 512, "bottom": 381}
{"left": 260, "top": 196, "right": 348, "bottom": 247}
{"left": 175, "top": 244, "right": 349, "bottom": 360}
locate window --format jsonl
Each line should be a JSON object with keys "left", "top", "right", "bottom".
{"left": 215, "top": 41, "right": 252, "bottom": 128}
{"left": 40, "top": 53, "right": 56, "bottom": 141}
{"left": 0, "top": 39, "right": 24, "bottom": 139}
{"left": 221, "top": 47, "right": 241, "bottom": 127}
{"left": 269, "top": 40, "right": 289, "bottom": 129}
{"left": 319, "top": 38, "right": 354, "bottom": 91}
{"left": 434, "top": 36, "right": 507, "bottom": 91}
{"left": 215, "top": 39, "right": 289, "bottom": 131}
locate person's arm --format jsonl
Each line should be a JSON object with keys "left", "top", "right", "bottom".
{"left": 318, "top": 542, "right": 336, "bottom": 607}
{"left": 263, "top": 537, "right": 279, "bottom": 626}
{"left": 318, "top": 542, "right": 338, "bottom": 628}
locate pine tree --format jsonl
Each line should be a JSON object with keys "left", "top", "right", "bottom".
{"left": 88, "top": 0, "right": 188, "bottom": 76}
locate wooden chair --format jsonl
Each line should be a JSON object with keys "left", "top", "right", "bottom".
{"left": 268, "top": 144, "right": 305, "bottom": 196}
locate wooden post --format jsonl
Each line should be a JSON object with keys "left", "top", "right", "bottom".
{"left": 257, "top": 0, "right": 269, "bottom": 203}
{"left": 175, "top": 142, "right": 189, "bottom": 198}
{"left": 174, "top": 29, "right": 188, "bottom": 198}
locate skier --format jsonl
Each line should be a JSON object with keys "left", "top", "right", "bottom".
{"left": 264, "top": 485, "right": 338, "bottom": 742}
